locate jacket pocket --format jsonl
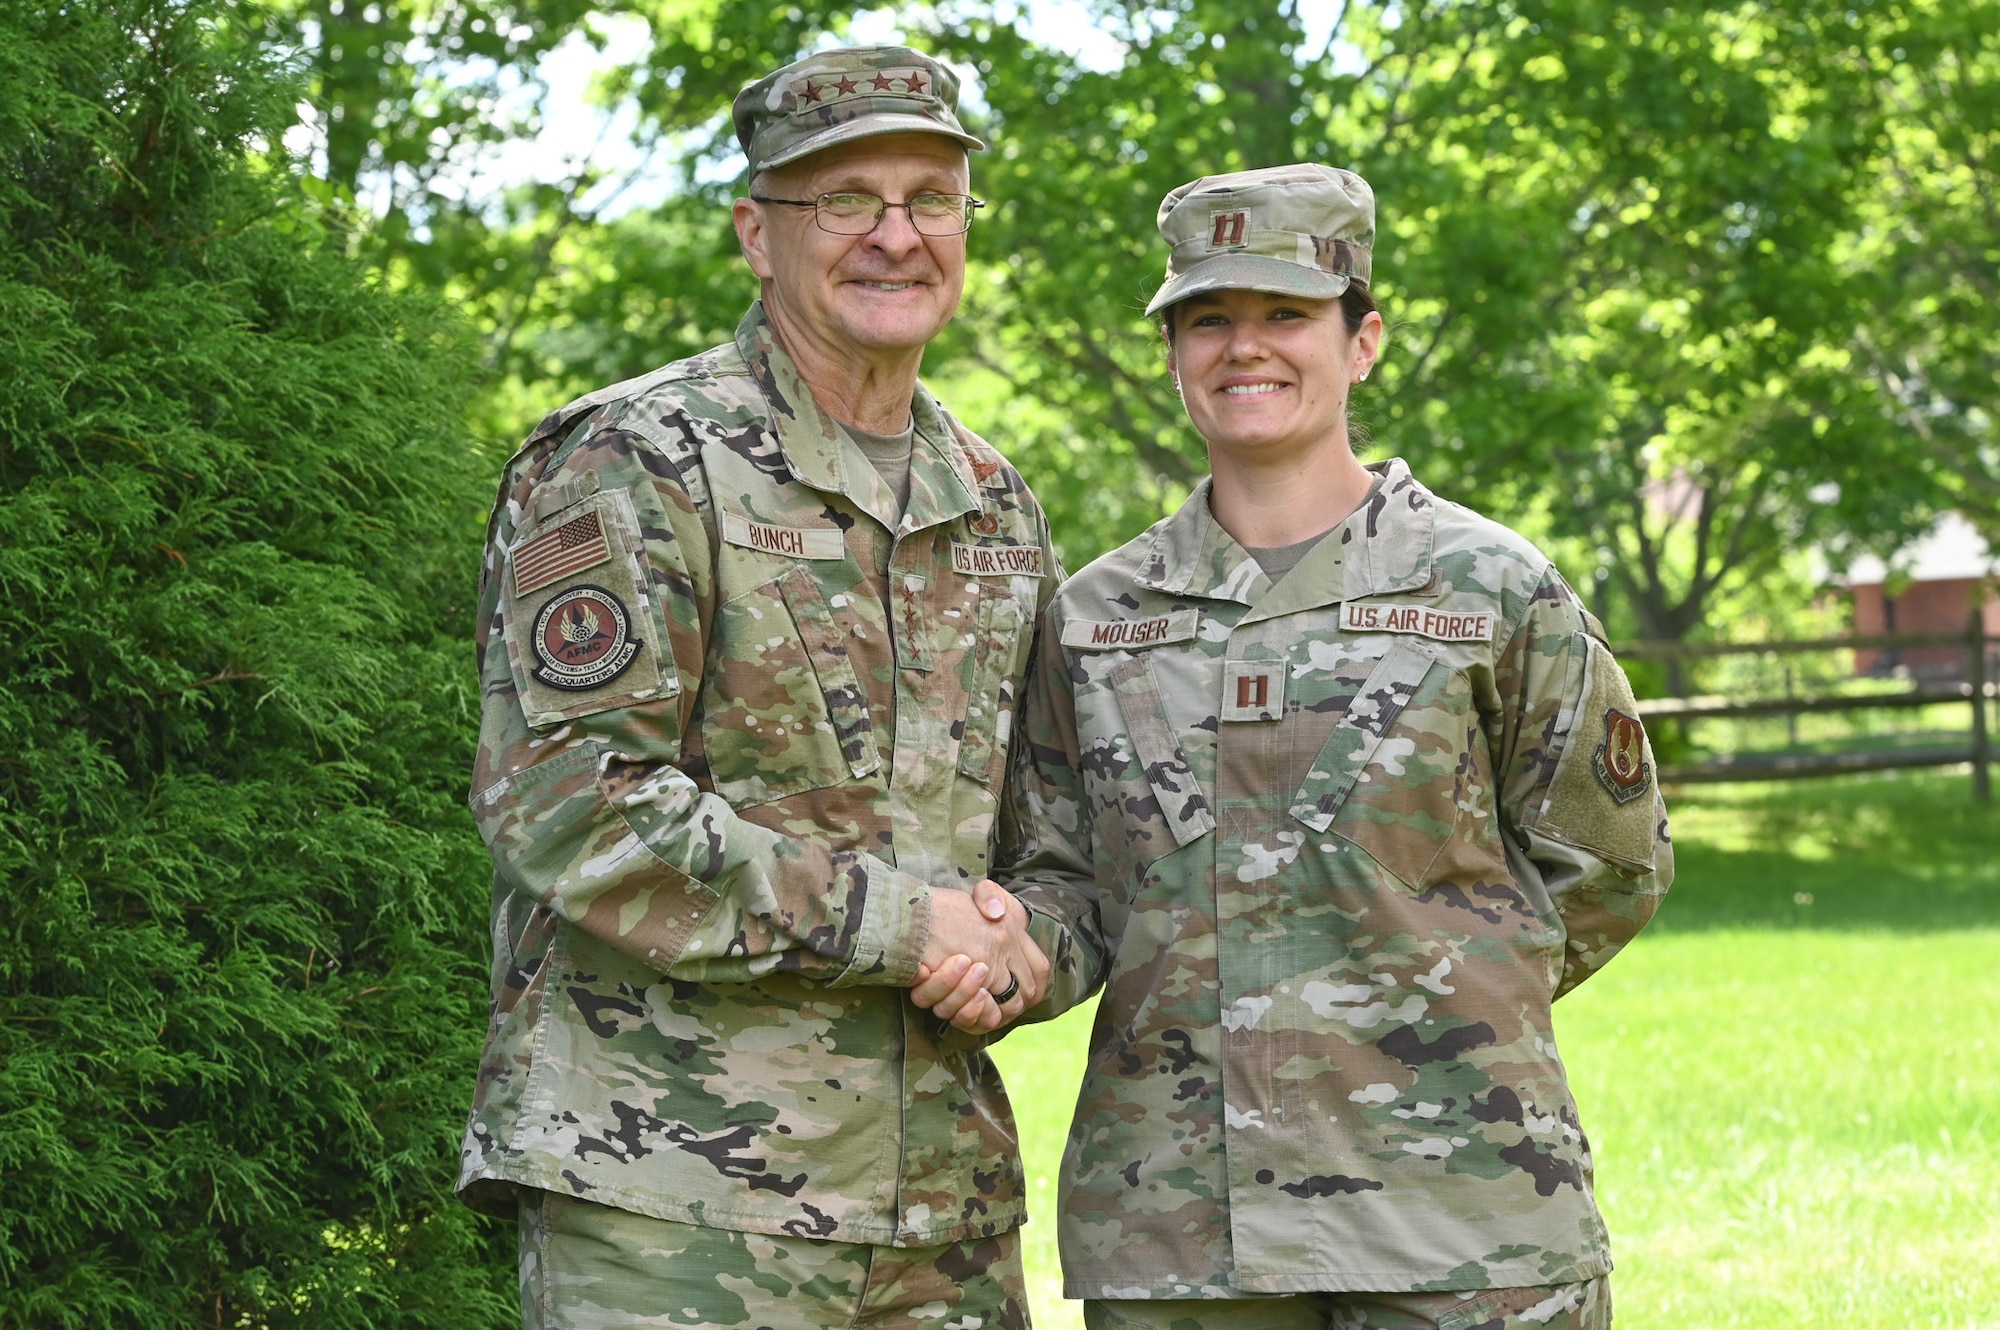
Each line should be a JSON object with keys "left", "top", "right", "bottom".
{"left": 1289, "top": 639, "right": 1466, "bottom": 889}
{"left": 956, "top": 592, "right": 1027, "bottom": 785}
{"left": 700, "top": 564, "right": 879, "bottom": 808}
{"left": 1107, "top": 653, "right": 1216, "bottom": 851}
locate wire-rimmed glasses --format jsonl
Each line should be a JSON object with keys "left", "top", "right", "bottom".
{"left": 750, "top": 191, "right": 985, "bottom": 236}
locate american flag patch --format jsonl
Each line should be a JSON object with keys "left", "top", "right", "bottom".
{"left": 512, "top": 509, "right": 612, "bottom": 597}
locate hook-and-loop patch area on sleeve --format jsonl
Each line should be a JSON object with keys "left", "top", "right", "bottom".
{"left": 502, "top": 488, "right": 679, "bottom": 727}
{"left": 1530, "top": 634, "right": 1659, "bottom": 874}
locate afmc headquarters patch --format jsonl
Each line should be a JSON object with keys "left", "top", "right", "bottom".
{"left": 532, "top": 585, "right": 641, "bottom": 690}
{"left": 1593, "top": 707, "right": 1652, "bottom": 804}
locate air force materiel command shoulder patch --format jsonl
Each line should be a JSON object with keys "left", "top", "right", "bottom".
{"left": 1594, "top": 707, "right": 1652, "bottom": 803}
{"left": 1340, "top": 600, "right": 1494, "bottom": 642}
{"left": 532, "top": 585, "right": 642, "bottom": 690}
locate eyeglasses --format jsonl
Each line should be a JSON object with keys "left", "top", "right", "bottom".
{"left": 750, "top": 191, "right": 985, "bottom": 236}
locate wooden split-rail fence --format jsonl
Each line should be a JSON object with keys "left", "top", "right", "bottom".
{"left": 1616, "top": 610, "right": 1996, "bottom": 803}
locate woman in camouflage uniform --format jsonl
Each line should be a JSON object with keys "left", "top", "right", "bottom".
{"left": 991, "top": 165, "right": 1673, "bottom": 1328}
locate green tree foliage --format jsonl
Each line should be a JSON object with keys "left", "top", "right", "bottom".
{"left": 257, "top": 0, "right": 834, "bottom": 416}
{"left": 1368, "top": 1, "right": 1904, "bottom": 647}
{"left": 0, "top": 2, "right": 510, "bottom": 1324}
{"left": 1843, "top": 0, "right": 2000, "bottom": 533}
{"left": 932, "top": 0, "right": 1963, "bottom": 641}
{"left": 259, "top": 0, "right": 600, "bottom": 210}
{"left": 274, "top": 0, "right": 1997, "bottom": 632}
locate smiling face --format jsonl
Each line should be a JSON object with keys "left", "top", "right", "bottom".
{"left": 1165, "top": 287, "right": 1382, "bottom": 466}
{"left": 733, "top": 132, "right": 970, "bottom": 372}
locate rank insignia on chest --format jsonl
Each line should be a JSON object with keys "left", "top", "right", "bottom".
{"left": 1222, "top": 660, "right": 1286, "bottom": 722}
{"left": 531, "top": 585, "right": 642, "bottom": 690}
{"left": 1594, "top": 707, "right": 1652, "bottom": 803}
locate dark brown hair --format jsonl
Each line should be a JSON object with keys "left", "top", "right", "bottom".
{"left": 1159, "top": 281, "right": 1378, "bottom": 343}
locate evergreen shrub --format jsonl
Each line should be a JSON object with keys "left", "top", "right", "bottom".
{"left": 0, "top": 2, "right": 511, "bottom": 1324}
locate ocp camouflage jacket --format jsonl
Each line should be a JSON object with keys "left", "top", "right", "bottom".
{"left": 1005, "top": 460, "right": 1672, "bottom": 1296}
{"left": 458, "top": 303, "right": 1058, "bottom": 1246}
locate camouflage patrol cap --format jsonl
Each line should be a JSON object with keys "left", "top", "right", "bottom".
{"left": 1145, "top": 163, "right": 1375, "bottom": 317}
{"left": 734, "top": 46, "right": 985, "bottom": 177}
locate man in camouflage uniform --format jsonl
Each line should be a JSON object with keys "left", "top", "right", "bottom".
{"left": 981, "top": 165, "right": 1672, "bottom": 1328}
{"left": 459, "top": 45, "right": 1057, "bottom": 1329}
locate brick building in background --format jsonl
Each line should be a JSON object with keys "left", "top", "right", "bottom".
{"left": 1847, "top": 513, "right": 2000, "bottom": 682}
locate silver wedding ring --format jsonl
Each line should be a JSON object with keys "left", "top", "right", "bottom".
{"left": 993, "top": 973, "right": 1021, "bottom": 1005}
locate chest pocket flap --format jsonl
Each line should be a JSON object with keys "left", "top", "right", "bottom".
{"left": 701, "top": 564, "right": 879, "bottom": 808}
{"left": 779, "top": 566, "right": 880, "bottom": 782}
{"left": 1289, "top": 640, "right": 1463, "bottom": 887}
{"left": 957, "top": 592, "right": 1027, "bottom": 785}
{"left": 1107, "top": 653, "right": 1215, "bottom": 848}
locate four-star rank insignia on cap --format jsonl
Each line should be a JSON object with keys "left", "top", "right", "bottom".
{"left": 1594, "top": 707, "right": 1652, "bottom": 804}
{"left": 532, "top": 584, "right": 641, "bottom": 691}
{"left": 797, "top": 69, "right": 928, "bottom": 106}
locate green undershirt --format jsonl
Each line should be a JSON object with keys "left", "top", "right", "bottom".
{"left": 843, "top": 419, "right": 916, "bottom": 519}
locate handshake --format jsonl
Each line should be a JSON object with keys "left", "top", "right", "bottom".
{"left": 913, "top": 880, "right": 1049, "bottom": 1034}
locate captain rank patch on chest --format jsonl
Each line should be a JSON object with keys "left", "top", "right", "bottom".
{"left": 1221, "top": 659, "right": 1286, "bottom": 722}
{"left": 1340, "top": 600, "right": 1494, "bottom": 643}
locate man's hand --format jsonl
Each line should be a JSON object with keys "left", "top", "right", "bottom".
{"left": 911, "top": 879, "right": 1048, "bottom": 1033}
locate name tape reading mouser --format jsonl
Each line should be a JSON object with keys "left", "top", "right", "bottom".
{"left": 1061, "top": 608, "right": 1200, "bottom": 650}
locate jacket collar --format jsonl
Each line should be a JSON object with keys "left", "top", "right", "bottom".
{"left": 1135, "top": 458, "right": 1438, "bottom": 617}
{"left": 735, "top": 302, "right": 980, "bottom": 533}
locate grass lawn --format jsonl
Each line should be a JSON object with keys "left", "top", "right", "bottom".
{"left": 988, "top": 769, "right": 2000, "bottom": 1329}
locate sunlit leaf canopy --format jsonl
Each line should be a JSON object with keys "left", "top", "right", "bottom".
{"left": 271, "top": 0, "right": 1998, "bottom": 647}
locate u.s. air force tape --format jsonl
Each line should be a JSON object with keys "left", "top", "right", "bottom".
{"left": 1340, "top": 600, "right": 1494, "bottom": 642}
{"left": 950, "top": 541, "right": 1045, "bottom": 577}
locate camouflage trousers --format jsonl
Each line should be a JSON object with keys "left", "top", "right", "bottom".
{"left": 1083, "top": 1277, "right": 1609, "bottom": 1330}
{"left": 518, "top": 1190, "right": 1030, "bottom": 1330}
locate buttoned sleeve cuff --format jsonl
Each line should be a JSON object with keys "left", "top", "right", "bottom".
{"left": 828, "top": 854, "right": 932, "bottom": 987}
{"left": 1017, "top": 901, "right": 1090, "bottom": 1021}
{"left": 1022, "top": 904, "right": 1066, "bottom": 969}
